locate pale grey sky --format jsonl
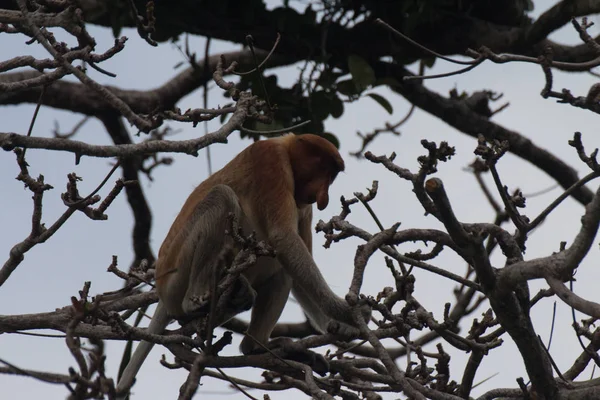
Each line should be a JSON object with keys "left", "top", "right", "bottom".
{"left": 2, "top": 2, "right": 600, "bottom": 398}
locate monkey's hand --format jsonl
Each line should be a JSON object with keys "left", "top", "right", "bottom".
{"left": 327, "top": 320, "right": 360, "bottom": 339}
{"left": 326, "top": 303, "right": 371, "bottom": 339}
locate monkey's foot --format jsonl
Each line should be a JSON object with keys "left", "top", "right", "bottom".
{"left": 281, "top": 347, "right": 330, "bottom": 376}
{"left": 243, "top": 337, "right": 330, "bottom": 376}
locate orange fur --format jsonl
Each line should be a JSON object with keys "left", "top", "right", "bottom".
{"left": 117, "top": 133, "right": 353, "bottom": 397}
{"left": 155, "top": 133, "right": 343, "bottom": 309}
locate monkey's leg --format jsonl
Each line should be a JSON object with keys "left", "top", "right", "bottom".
{"left": 239, "top": 269, "right": 292, "bottom": 355}
{"left": 179, "top": 184, "right": 256, "bottom": 322}
{"left": 240, "top": 270, "right": 329, "bottom": 376}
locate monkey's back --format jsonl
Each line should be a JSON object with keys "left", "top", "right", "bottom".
{"left": 154, "top": 136, "right": 294, "bottom": 289}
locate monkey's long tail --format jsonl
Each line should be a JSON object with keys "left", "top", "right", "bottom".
{"left": 116, "top": 303, "right": 169, "bottom": 399}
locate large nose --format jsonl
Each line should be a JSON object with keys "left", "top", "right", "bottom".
{"left": 316, "top": 186, "right": 329, "bottom": 210}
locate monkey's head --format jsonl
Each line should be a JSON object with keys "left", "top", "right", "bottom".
{"left": 289, "top": 134, "right": 345, "bottom": 210}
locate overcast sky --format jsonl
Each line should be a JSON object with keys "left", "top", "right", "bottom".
{"left": 2, "top": 1, "right": 600, "bottom": 399}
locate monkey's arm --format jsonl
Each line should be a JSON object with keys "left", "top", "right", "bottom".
{"left": 270, "top": 228, "right": 351, "bottom": 321}
{"left": 292, "top": 206, "right": 333, "bottom": 332}
{"left": 253, "top": 148, "right": 355, "bottom": 326}
{"left": 298, "top": 206, "right": 313, "bottom": 254}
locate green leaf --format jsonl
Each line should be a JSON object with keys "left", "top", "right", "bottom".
{"left": 373, "top": 77, "right": 400, "bottom": 88}
{"left": 336, "top": 79, "right": 359, "bottom": 96}
{"left": 422, "top": 56, "right": 436, "bottom": 69}
{"left": 253, "top": 121, "right": 285, "bottom": 132}
{"left": 219, "top": 103, "right": 234, "bottom": 123}
{"left": 272, "top": 7, "right": 302, "bottom": 34}
{"left": 525, "top": 0, "right": 534, "bottom": 11}
{"left": 110, "top": 12, "right": 124, "bottom": 38}
{"left": 366, "top": 93, "right": 393, "bottom": 115}
{"left": 304, "top": 4, "right": 316, "bottom": 23}
{"left": 310, "top": 91, "right": 330, "bottom": 121}
{"left": 317, "top": 70, "right": 343, "bottom": 88}
{"left": 329, "top": 95, "right": 344, "bottom": 119}
{"left": 322, "top": 132, "right": 340, "bottom": 149}
{"left": 347, "top": 55, "right": 375, "bottom": 92}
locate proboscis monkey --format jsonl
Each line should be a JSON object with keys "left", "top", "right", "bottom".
{"left": 116, "top": 133, "right": 368, "bottom": 397}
